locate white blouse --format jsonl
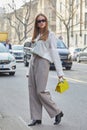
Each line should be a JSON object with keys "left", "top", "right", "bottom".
{"left": 31, "top": 31, "right": 64, "bottom": 77}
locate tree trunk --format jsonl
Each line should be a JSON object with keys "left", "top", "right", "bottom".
{"left": 24, "top": 24, "right": 27, "bottom": 40}
{"left": 66, "top": 27, "right": 70, "bottom": 48}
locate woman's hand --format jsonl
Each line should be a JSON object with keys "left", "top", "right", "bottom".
{"left": 58, "top": 76, "right": 64, "bottom": 82}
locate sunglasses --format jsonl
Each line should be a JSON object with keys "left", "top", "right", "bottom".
{"left": 37, "top": 19, "right": 46, "bottom": 23}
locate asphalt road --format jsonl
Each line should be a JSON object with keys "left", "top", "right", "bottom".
{"left": 0, "top": 62, "right": 87, "bottom": 130}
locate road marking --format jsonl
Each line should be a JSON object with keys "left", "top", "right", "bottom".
{"left": 65, "top": 77, "right": 87, "bottom": 84}
{"left": 50, "top": 75, "right": 87, "bottom": 84}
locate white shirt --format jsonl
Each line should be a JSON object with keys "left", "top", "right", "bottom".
{"left": 31, "top": 31, "right": 64, "bottom": 77}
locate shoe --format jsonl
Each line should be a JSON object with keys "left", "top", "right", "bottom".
{"left": 54, "top": 112, "right": 64, "bottom": 125}
{"left": 28, "top": 120, "right": 41, "bottom": 126}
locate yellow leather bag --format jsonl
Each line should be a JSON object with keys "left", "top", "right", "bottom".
{"left": 55, "top": 79, "right": 69, "bottom": 93}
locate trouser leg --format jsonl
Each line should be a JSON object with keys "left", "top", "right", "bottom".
{"left": 35, "top": 57, "right": 61, "bottom": 118}
{"left": 28, "top": 58, "right": 42, "bottom": 120}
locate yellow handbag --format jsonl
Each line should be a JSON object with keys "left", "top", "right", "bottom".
{"left": 55, "top": 79, "right": 69, "bottom": 93}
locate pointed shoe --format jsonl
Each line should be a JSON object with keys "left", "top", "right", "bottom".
{"left": 54, "top": 112, "right": 64, "bottom": 125}
{"left": 28, "top": 120, "right": 41, "bottom": 126}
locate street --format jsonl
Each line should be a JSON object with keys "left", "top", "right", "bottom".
{"left": 0, "top": 62, "right": 87, "bottom": 130}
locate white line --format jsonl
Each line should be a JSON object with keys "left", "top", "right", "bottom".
{"left": 18, "top": 116, "right": 32, "bottom": 129}
{"left": 50, "top": 75, "right": 87, "bottom": 84}
{"left": 65, "top": 77, "right": 87, "bottom": 84}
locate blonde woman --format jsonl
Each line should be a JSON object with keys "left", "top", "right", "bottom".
{"left": 28, "top": 13, "right": 64, "bottom": 126}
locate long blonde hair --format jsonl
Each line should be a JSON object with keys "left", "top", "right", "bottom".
{"left": 32, "top": 13, "right": 49, "bottom": 43}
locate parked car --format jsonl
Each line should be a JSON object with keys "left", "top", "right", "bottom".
{"left": 50, "top": 39, "right": 73, "bottom": 70}
{"left": 70, "top": 47, "right": 82, "bottom": 61}
{"left": 11, "top": 45, "right": 24, "bottom": 62}
{"left": 23, "top": 38, "right": 73, "bottom": 70}
{"left": 76, "top": 47, "right": 87, "bottom": 62}
{"left": 0, "top": 43, "right": 16, "bottom": 75}
{"left": 23, "top": 38, "right": 32, "bottom": 66}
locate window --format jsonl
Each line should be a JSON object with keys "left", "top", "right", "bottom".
{"left": 85, "top": 13, "right": 87, "bottom": 28}
{"left": 59, "top": 19, "right": 62, "bottom": 30}
{"left": 76, "top": 0, "right": 79, "bottom": 8}
{"left": 75, "top": 34, "right": 78, "bottom": 46}
{"left": 85, "top": 0, "right": 87, "bottom": 7}
{"left": 60, "top": 2, "right": 62, "bottom": 12}
{"left": 69, "top": 0, "right": 72, "bottom": 5}
{"left": 40, "top": 0, "right": 42, "bottom": 5}
{"left": 84, "top": 34, "right": 87, "bottom": 45}
{"left": 51, "top": 12, "right": 56, "bottom": 21}
{"left": 51, "top": 25, "right": 56, "bottom": 32}
{"left": 76, "top": 13, "right": 79, "bottom": 24}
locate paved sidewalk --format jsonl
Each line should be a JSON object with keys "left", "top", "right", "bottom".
{"left": 0, "top": 113, "right": 32, "bottom": 130}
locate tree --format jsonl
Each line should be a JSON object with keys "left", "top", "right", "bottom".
{"left": 5, "top": 0, "right": 34, "bottom": 44}
{"left": 49, "top": 0, "right": 81, "bottom": 47}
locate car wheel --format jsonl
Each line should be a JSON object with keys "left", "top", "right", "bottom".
{"left": 9, "top": 72, "right": 15, "bottom": 76}
{"left": 65, "top": 67, "right": 71, "bottom": 70}
{"left": 24, "top": 57, "right": 29, "bottom": 67}
{"left": 24, "top": 61, "right": 29, "bottom": 67}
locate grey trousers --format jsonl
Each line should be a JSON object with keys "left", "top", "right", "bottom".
{"left": 28, "top": 55, "right": 61, "bottom": 120}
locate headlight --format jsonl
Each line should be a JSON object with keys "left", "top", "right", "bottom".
{"left": 8, "top": 56, "right": 15, "bottom": 62}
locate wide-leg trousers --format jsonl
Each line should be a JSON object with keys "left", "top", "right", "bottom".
{"left": 28, "top": 55, "right": 61, "bottom": 120}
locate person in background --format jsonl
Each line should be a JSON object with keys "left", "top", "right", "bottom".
{"left": 5, "top": 39, "right": 12, "bottom": 50}
{"left": 27, "top": 13, "right": 64, "bottom": 126}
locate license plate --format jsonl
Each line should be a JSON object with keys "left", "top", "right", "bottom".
{"left": 0, "top": 64, "right": 4, "bottom": 69}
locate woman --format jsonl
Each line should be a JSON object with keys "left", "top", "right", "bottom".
{"left": 28, "top": 13, "right": 64, "bottom": 126}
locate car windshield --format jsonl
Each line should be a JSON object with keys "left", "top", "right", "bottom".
{"left": 83, "top": 47, "right": 87, "bottom": 52}
{"left": 75, "top": 48, "right": 82, "bottom": 52}
{"left": 56, "top": 39, "right": 66, "bottom": 48}
{"left": 24, "top": 42, "right": 31, "bottom": 47}
{"left": 0, "top": 43, "right": 9, "bottom": 53}
{"left": 12, "top": 45, "right": 23, "bottom": 50}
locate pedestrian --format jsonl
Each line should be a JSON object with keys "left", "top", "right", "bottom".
{"left": 5, "top": 39, "right": 12, "bottom": 50}
{"left": 28, "top": 13, "right": 64, "bottom": 126}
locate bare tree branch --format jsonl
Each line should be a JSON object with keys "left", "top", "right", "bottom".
{"left": 48, "top": 0, "right": 81, "bottom": 47}
{"left": 6, "top": 0, "right": 34, "bottom": 43}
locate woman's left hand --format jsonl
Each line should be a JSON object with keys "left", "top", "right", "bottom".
{"left": 58, "top": 76, "right": 64, "bottom": 82}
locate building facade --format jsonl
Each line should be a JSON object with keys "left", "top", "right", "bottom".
{"left": 56, "top": 0, "right": 87, "bottom": 48}
{"left": 0, "top": 0, "right": 87, "bottom": 47}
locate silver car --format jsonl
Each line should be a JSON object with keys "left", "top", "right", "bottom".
{"left": 0, "top": 43, "right": 16, "bottom": 75}
{"left": 77, "top": 47, "right": 87, "bottom": 62}
{"left": 11, "top": 45, "right": 24, "bottom": 62}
